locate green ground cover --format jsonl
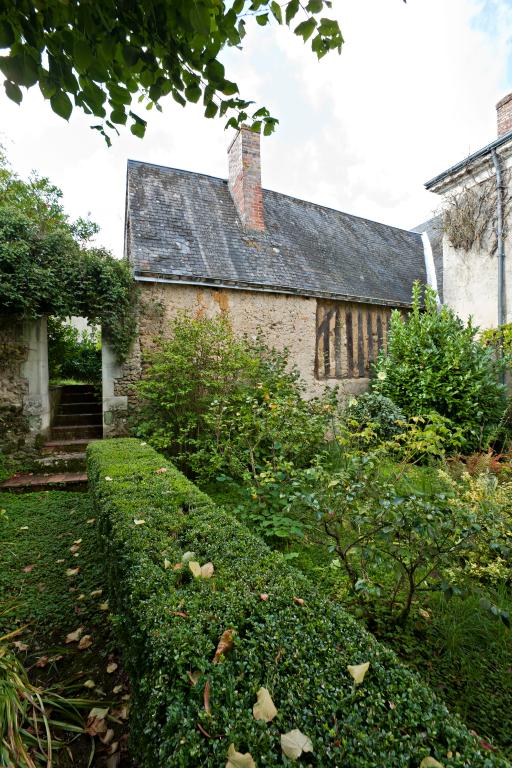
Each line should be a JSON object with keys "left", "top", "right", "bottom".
{"left": 206, "top": 461, "right": 512, "bottom": 760}
{"left": 88, "top": 438, "right": 510, "bottom": 768}
{"left": 0, "top": 490, "right": 130, "bottom": 767}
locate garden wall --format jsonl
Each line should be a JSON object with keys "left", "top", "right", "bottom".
{"left": 87, "top": 438, "right": 510, "bottom": 768}
{"left": 0, "top": 315, "right": 50, "bottom": 453}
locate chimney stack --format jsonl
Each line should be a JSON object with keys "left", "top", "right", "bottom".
{"left": 227, "top": 127, "right": 265, "bottom": 231}
{"left": 496, "top": 92, "right": 512, "bottom": 137}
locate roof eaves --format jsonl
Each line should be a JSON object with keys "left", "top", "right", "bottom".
{"left": 134, "top": 272, "right": 413, "bottom": 309}
{"left": 425, "top": 130, "right": 512, "bottom": 192}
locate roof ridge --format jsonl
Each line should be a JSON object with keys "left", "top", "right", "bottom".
{"left": 127, "top": 158, "right": 421, "bottom": 238}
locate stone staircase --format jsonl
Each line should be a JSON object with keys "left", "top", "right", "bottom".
{"left": 1, "top": 384, "right": 102, "bottom": 491}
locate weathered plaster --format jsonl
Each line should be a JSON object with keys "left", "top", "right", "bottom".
{"left": 102, "top": 333, "right": 129, "bottom": 437}
{"left": 20, "top": 316, "right": 50, "bottom": 435}
{"left": 110, "top": 283, "right": 371, "bottom": 430}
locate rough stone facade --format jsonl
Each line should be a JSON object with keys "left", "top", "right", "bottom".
{"left": 0, "top": 315, "right": 29, "bottom": 452}
{"left": 111, "top": 283, "right": 378, "bottom": 419}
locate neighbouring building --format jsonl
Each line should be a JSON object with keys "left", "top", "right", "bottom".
{"left": 423, "top": 93, "right": 512, "bottom": 330}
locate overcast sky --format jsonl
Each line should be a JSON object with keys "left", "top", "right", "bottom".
{"left": 1, "top": 0, "right": 511, "bottom": 257}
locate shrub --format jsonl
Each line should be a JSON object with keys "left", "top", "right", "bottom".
{"left": 47, "top": 317, "right": 101, "bottom": 382}
{"left": 373, "top": 283, "right": 506, "bottom": 452}
{"left": 87, "top": 438, "right": 509, "bottom": 767}
{"left": 343, "top": 391, "right": 406, "bottom": 443}
{"left": 135, "top": 315, "right": 334, "bottom": 482}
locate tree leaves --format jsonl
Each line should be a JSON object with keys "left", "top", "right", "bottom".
{"left": 50, "top": 91, "right": 72, "bottom": 120}
{"left": 0, "top": 0, "right": 343, "bottom": 140}
{"left": 280, "top": 729, "right": 314, "bottom": 760}
{"left": 253, "top": 687, "right": 277, "bottom": 722}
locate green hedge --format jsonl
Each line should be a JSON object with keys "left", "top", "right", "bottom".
{"left": 87, "top": 439, "right": 509, "bottom": 767}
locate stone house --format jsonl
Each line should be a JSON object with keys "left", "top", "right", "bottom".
{"left": 110, "top": 127, "right": 433, "bottom": 426}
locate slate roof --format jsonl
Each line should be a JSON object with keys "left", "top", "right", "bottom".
{"left": 126, "top": 159, "right": 427, "bottom": 308}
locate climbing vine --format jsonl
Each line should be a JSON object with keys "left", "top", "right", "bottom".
{"left": 0, "top": 152, "right": 137, "bottom": 361}
{"left": 443, "top": 168, "right": 512, "bottom": 254}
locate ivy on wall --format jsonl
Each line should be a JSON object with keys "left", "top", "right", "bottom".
{"left": 0, "top": 152, "right": 137, "bottom": 361}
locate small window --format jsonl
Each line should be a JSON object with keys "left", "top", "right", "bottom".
{"left": 315, "top": 301, "right": 392, "bottom": 380}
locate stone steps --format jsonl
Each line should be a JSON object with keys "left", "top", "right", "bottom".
{"left": 1, "top": 471, "right": 88, "bottom": 491}
{"left": 35, "top": 452, "right": 88, "bottom": 472}
{"left": 50, "top": 424, "right": 103, "bottom": 440}
{"left": 53, "top": 412, "right": 103, "bottom": 427}
{"left": 42, "top": 438, "right": 96, "bottom": 455}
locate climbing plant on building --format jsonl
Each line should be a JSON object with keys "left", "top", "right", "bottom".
{"left": 0, "top": 1, "right": 342, "bottom": 142}
{"left": 0, "top": 152, "right": 137, "bottom": 361}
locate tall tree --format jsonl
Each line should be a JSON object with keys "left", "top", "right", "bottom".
{"left": 0, "top": 1, "right": 343, "bottom": 143}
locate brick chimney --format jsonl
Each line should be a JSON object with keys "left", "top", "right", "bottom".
{"left": 227, "top": 127, "right": 265, "bottom": 231}
{"left": 496, "top": 92, "right": 512, "bottom": 136}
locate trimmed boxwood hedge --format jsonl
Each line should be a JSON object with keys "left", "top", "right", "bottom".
{"left": 87, "top": 439, "right": 509, "bottom": 767}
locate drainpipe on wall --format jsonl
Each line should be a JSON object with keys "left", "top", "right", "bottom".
{"left": 491, "top": 147, "right": 506, "bottom": 385}
{"left": 491, "top": 148, "right": 506, "bottom": 328}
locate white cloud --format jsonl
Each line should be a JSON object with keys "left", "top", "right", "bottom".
{"left": 1, "top": 0, "right": 511, "bottom": 255}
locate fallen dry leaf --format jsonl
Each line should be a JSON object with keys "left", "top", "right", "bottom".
{"left": 77, "top": 593, "right": 86, "bottom": 601}
{"left": 419, "top": 609, "right": 431, "bottom": 620}
{"left": 100, "top": 601, "right": 109, "bottom": 611}
{"left": 85, "top": 707, "right": 109, "bottom": 736}
{"left": 70, "top": 544, "right": 80, "bottom": 554}
{"left": 188, "top": 561, "right": 202, "bottom": 578}
{"left": 419, "top": 759, "right": 444, "bottom": 768}
{"left": 260, "top": 593, "right": 269, "bottom": 601}
{"left": 86, "top": 518, "right": 96, "bottom": 524}
{"left": 200, "top": 562, "right": 214, "bottom": 579}
{"left": 204, "top": 679, "right": 211, "bottom": 715}
{"left": 226, "top": 743, "right": 256, "bottom": 768}
{"left": 281, "top": 729, "right": 314, "bottom": 761}
{"left": 13, "top": 641, "right": 29, "bottom": 652}
{"left": 181, "top": 551, "right": 196, "bottom": 563}
{"left": 105, "top": 476, "right": 113, "bottom": 482}
{"left": 78, "top": 634, "right": 93, "bottom": 650}
{"left": 56, "top": 559, "right": 65, "bottom": 564}
{"left": 90, "top": 589, "right": 103, "bottom": 597}
{"left": 187, "top": 671, "right": 201, "bottom": 686}
{"left": 35, "top": 656, "right": 49, "bottom": 668}
{"left": 170, "top": 610, "right": 188, "bottom": 618}
{"left": 19, "top": 526, "right": 29, "bottom": 531}
{"left": 73, "top": 538, "right": 82, "bottom": 545}
{"left": 22, "top": 564, "right": 35, "bottom": 573}
{"left": 113, "top": 684, "right": 123, "bottom": 694}
{"left": 163, "top": 558, "right": 171, "bottom": 569}
{"left": 108, "top": 741, "right": 119, "bottom": 755}
{"left": 100, "top": 728, "right": 115, "bottom": 746}
{"left": 173, "top": 562, "right": 184, "bottom": 571}
{"left": 347, "top": 661, "right": 370, "bottom": 685}
{"left": 106, "top": 662, "right": 118, "bottom": 674}
{"left": 133, "top": 519, "right": 145, "bottom": 526}
{"left": 213, "top": 628, "right": 235, "bottom": 664}
{"left": 65, "top": 567, "right": 80, "bottom": 577}
{"left": 48, "top": 654, "right": 63, "bottom": 663}
{"left": 155, "top": 467, "right": 168, "bottom": 474}
{"left": 83, "top": 680, "right": 96, "bottom": 689}
{"left": 293, "top": 596, "right": 305, "bottom": 606}
{"left": 253, "top": 687, "right": 277, "bottom": 722}
{"left": 65, "top": 626, "right": 84, "bottom": 643}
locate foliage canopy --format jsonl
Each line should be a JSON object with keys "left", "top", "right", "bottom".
{"left": 373, "top": 283, "right": 506, "bottom": 452}
{"left": 0, "top": 154, "right": 137, "bottom": 360}
{"left": 0, "top": 0, "right": 343, "bottom": 142}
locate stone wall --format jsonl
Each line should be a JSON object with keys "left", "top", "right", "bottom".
{"left": 0, "top": 315, "right": 50, "bottom": 454}
{"left": 0, "top": 315, "right": 29, "bottom": 452}
{"left": 110, "top": 283, "right": 374, "bottom": 429}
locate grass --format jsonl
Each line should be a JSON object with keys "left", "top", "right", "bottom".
{"left": 0, "top": 490, "right": 130, "bottom": 767}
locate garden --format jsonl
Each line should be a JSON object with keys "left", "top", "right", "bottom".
{"left": 2, "top": 283, "right": 512, "bottom": 767}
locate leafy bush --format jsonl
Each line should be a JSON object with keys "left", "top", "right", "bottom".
{"left": 87, "top": 438, "right": 510, "bottom": 767}
{"left": 289, "top": 453, "right": 511, "bottom": 624}
{"left": 47, "top": 317, "right": 101, "bottom": 382}
{"left": 135, "top": 315, "right": 334, "bottom": 482}
{"left": 373, "top": 283, "right": 506, "bottom": 452}
{"left": 343, "top": 391, "right": 405, "bottom": 442}
{"left": 0, "top": 152, "right": 137, "bottom": 360}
